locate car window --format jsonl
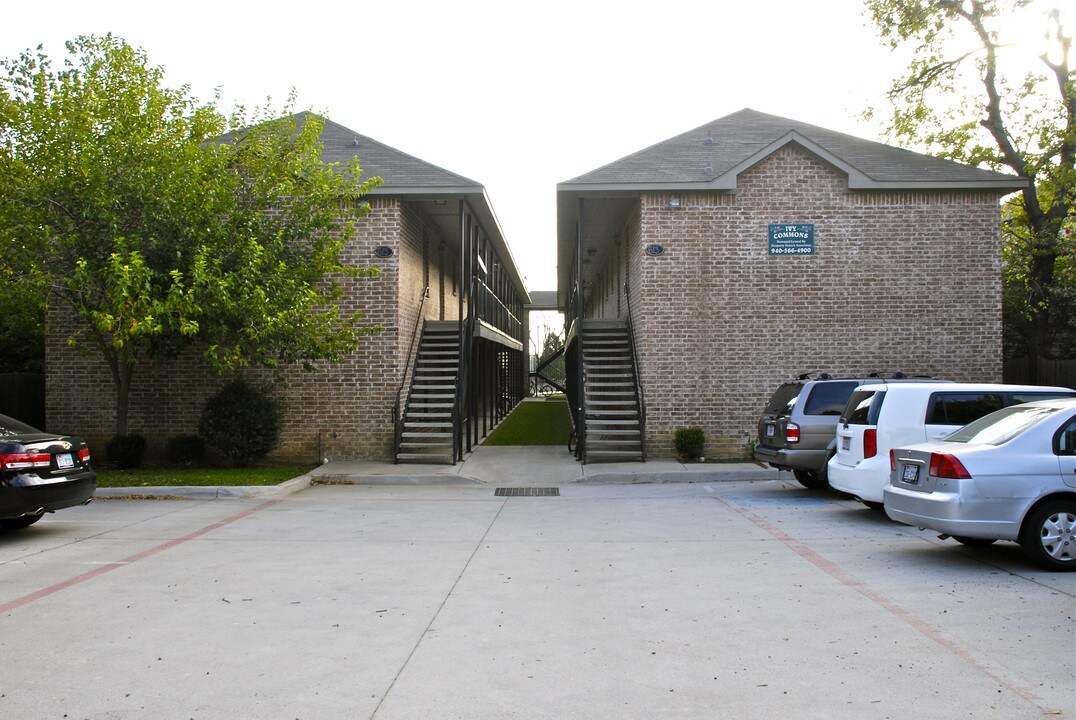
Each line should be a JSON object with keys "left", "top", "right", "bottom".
{"left": 926, "top": 393, "right": 1004, "bottom": 425}
{"left": 842, "top": 389, "right": 882, "bottom": 425}
{"left": 803, "top": 381, "right": 859, "bottom": 416}
{"left": 1057, "top": 417, "right": 1076, "bottom": 456}
{"left": 1011, "top": 392, "right": 1076, "bottom": 405}
{"left": 0, "top": 413, "right": 40, "bottom": 436}
{"left": 946, "top": 404, "right": 1062, "bottom": 445}
{"left": 764, "top": 383, "right": 802, "bottom": 415}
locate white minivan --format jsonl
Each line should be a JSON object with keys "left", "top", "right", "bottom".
{"left": 827, "top": 382, "right": 1076, "bottom": 507}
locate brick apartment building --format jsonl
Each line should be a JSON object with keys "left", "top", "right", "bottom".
{"left": 557, "top": 109, "right": 1026, "bottom": 461}
{"left": 47, "top": 116, "right": 530, "bottom": 464}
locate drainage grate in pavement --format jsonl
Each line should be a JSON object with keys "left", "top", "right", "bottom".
{"left": 494, "top": 487, "right": 560, "bottom": 497}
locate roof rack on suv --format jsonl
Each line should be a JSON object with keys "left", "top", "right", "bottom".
{"left": 796, "top": 372, "right": 833, "bottom": 381}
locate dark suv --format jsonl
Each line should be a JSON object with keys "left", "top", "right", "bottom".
{"left": 755, "top": 373, "right": 942, "bottom": 489}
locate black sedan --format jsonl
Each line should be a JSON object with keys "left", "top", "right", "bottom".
{"left": 0, "top": 413, "right": 96, "bottom": 529}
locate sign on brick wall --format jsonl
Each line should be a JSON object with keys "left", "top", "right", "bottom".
{"left": 768, "top": 224, "right": 815, "bottom": 255}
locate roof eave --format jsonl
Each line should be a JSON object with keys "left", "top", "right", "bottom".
{"left": 370, "top": 185, "right": 530, "bottom": 303}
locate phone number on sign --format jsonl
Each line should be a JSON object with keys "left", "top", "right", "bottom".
{"left": 769, "top": 246, "right": 814, "bottom": 255}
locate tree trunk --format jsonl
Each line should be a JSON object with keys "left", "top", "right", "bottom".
{"left": 115, "top": 364, "right": 131, "bottom": 436}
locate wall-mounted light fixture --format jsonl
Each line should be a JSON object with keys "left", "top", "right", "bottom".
{"left": 668, "top": 197, "right": 682, "bottom": 209}
{"left": 433, "top": 199, "right": 447, "bottom": 208}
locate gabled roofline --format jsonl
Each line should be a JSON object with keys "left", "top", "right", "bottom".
{"left": 557, "top": 131, "right": 1028, "bottom": 193}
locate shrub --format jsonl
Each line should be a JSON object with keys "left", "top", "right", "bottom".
{"left": 106, "top": 433, "right": 147, "bottom": 469}
{"left": 674, "top": 427, "right": 705, "bottom": 462}
{"left": 198, "top": 378, "right": 281, "bottom": 467}
{"left": 166, "top": 434, "right": 205, "bottom": 467}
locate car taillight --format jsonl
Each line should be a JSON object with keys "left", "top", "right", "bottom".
{"left": 863, "top": 429, "right": 877, "bottom": 459}
{"left": 0, "top": 452, "right": 51, "bottom": 470}
{"left": 889, "top": 449, "right": 896, "bottom": 471}
{"left": 786, "top": 422, "right": 800, "bottom": 444}
{"left": 78, "top": 447, "right": 91, "bottom": 463}
{"left": 929, "top": 453, "right": 971, "bottom": 479}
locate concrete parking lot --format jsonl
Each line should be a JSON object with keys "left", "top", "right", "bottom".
{"left": 1, "top": 469, "right": 1073, "bottom": 719}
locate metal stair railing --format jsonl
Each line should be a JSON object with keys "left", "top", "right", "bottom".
{"left": 624, "top": 283, "right": 647, "bottom": 461}
{"left": 454, "top": 277, "right": 478, "bottom": 462}
{"left": 393, "top": 286, "right": 429, "bottom": 461}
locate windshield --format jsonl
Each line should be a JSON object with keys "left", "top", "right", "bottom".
{"left": 945, "top": 404, "right": 1062, "bottom": 445}
{"left": 764, "top": 383, "right": 802, "bottom": 415}
{"left": 841, "top": 389, "right": 882, "bottom": 425}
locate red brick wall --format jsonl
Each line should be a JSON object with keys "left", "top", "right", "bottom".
{"left": 584, "top": 145, "right": 1005, "bottom": 458}
{"left": 46, "top": 198, "right": 413, "bottom": 462}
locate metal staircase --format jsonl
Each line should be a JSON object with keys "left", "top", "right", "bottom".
{"left": 581, "top": 320, "right": 644, "bottom": 462}
{"left": 396, "top": 321, "right": 459, "bottom": 463}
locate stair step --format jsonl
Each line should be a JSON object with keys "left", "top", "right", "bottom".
{"left": 397, "top": 454, "right": 454, "bottom": 464}
{"left": 586, "top": 451, "right": 644, "bottom": 460}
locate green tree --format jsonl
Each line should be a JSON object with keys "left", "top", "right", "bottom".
{"left": 540, "top": 329, "right": 565, "bottom": 381}
{"left": 0, "top": 35, "right": 382, "bottom": 433}
{"left": 864, "top": 0, "right": 1075, "bottom": 380}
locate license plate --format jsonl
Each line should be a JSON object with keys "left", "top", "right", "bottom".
{"left": 841, "top": 437, "right": 850, "bottom": 451}
{"left": 901, "top": 463, "right": 920, "bottom": 484}
{"left": 766, "top": 425, "right": 775, "bottom": 438}
{"left": 55, "top": 453, "right": 74, "bottom": 470}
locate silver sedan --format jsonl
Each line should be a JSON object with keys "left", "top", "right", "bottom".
{"left": 885, "top": 397, "right": 1076, "bottom": 571}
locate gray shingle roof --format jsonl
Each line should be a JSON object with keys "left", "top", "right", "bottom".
{"left": 561, "top": 108, "right": 1025, "bottom": 191}
{"left": 312, "top": 114, "right": 481, "bottom": 191}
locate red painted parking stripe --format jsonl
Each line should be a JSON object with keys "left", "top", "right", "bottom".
{"left": 713, "top": 495, "right": 1048, "bottom": 713}
{"left": 0, "top": 499, "right": 282, "bottom": 615}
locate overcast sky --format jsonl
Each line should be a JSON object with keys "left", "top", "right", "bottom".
{"left": 0, "top": 0, "right": 1059, "bottom": 294}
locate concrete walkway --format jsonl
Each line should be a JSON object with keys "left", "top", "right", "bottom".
{"left": 95, "top": 444, "right": 778, "bottom": 499}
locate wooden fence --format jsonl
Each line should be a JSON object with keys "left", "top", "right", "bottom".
{"left": 1003, "top": 358, "right": 1076, "bottom": 389}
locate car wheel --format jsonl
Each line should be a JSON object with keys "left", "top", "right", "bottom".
{"left": 0, "top": 514, "right": 43, "bottom": 530}
{"left": 1019, "top": 500, "right": 1076, "bottom": 572}
{"left": 953, "top": 536, "right": 996, "bottom": 547}
{"left": 793, "top": 469, "right": 827, "bottom": 490}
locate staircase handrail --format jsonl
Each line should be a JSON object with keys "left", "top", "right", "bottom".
{"left": 393, "top": 286, "right": 429, "bottom": 459}
{"left": 454, "top": 277, "right": 479, "bottom": 461}
{"left": 624, "top": 283, "right": 647, "bottom": 461}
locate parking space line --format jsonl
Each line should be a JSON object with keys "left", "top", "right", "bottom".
{"left": 0, "top": 499, "right": 282, "bottom": 615}
{"left": 711, "top": 494, "right": 1049, "bottom": 713}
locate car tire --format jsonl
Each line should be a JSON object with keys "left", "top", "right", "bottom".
{"left": 793, "top": 469, "right": 827, "bottom": 490}
{"left": 953, "top": 536, "right": 996, "bottom": 547}
{"left": 0, "top": 514, "right": 43, "bottom": 530}
{"left": 1019, "top": 499, "right": 1076, "bottom": 572}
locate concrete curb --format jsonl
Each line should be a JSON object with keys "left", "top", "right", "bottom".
{"left": 573, "top": 468, "right": 775, "bottom": 484}
{"left": 91, "top": 461, "right": 780, "bottom": 498}
{"left": 311, "top": 474, "right": 484, "bottom": 486}
{"left": 94, "top": 472, "right": 314, "bottom": 500}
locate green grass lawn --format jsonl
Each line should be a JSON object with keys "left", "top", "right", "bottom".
{"left": 484, "top": 396, "right": 572, "bottom": 446}
{"left": 95, "top": 465, "right": 316, "bottom": 488}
